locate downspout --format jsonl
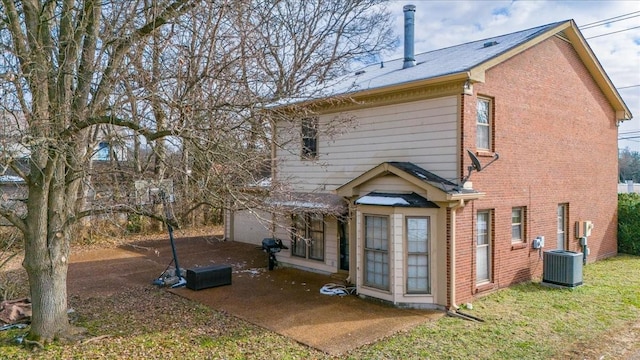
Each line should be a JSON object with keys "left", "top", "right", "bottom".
{"left": 270, "top": 119, "right": 277, "bottom": 236}
{"left": 446, "top": 198, "right": 485, "bottom": 322}
{"left": 448, "top": 198, "right": 465, "bottom": 310}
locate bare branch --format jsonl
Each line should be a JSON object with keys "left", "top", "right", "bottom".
{"left": 62, "top": 115, "right": 174, "bottom": 141}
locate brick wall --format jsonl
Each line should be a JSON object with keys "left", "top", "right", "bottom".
{"left": 455, "top": 36, "right": 618, "bottom": 304}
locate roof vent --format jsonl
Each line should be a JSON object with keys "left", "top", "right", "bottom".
{"left": 483, "top": 41, "right": 499, "bottom": 48}
{"left": 355, "top": 70, "right": 366, "bottom": 75}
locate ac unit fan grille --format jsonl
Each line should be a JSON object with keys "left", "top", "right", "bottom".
{"left": 542, "top": 250, "right": 583, "bottom": 287}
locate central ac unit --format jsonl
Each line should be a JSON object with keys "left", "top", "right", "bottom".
{"left": 542, "top": 250, "right": 583, "bottom": 287}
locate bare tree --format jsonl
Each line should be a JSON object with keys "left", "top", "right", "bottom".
{"left": 0, "top": 0, "right": 395, "bottom": 344}
{"left": 0, "top": 0, "right": 196, "bottom": 343}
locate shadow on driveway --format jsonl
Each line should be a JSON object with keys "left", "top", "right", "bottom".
{"left": 68, "top": 236, "right": 443, "bottom": 355}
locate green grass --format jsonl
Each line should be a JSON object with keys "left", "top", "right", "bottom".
{"left": 1, "top": 255, "right": 639, "bottom": 359}
{"left": 349, "top": 254, "right": 640, "bottom": 359}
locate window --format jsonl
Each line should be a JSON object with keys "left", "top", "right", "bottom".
{"left": 476, "top": 98, "right": 491, "bottom": 150}
{"left": 364, "top": 215, "right": 389, "bottom": 290}
{"left": 291, "top": 213, "right": 324, "bottom": 261}
{"left": 301, "top": 117, "right": 318, "bottom": 159}
{"left": 476, "top": 210, "right": 491, "bottom": 284}
{"left": 557, "top": 204, "right": 568, "bottom": 250}
{"left": 511, "top": 207, "right": 525, "bottom": 243}
{"left": 406, "top": 217, "right": 430, "bottom": 294}
{"left": 96, "top": 141, "right": 110, "bottom": 161}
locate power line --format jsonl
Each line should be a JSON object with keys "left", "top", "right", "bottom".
{"left": 580, "top": 12, "right": 640, "bottom": 29}
{"left": 619, "top": 132, "right": 640, "bottom": 136}
{"left": 619, "top": 136, "right": 640, "bottom": 141}
{"left": 585, "top": 25, "right": 640, "bottom": 39}
{"left": 618, "top": 85, "right": 640, "bottom": 90}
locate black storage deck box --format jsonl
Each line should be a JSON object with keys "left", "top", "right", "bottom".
{"left": 186, "top": 264, "right": 232, "bottom": 291}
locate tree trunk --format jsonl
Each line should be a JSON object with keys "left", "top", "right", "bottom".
{"left": 23, "top": 246, "right": 70, "bottom": 342}
{"left": 23, "top": 181, "right": 72, "bottom": 343}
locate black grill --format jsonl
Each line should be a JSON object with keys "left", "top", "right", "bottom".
{"left": 261, "top": 238, "right": 288, "bottom": 270}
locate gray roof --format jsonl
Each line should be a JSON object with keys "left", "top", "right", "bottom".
{"left": 355, "top": 192, "right": 439, "bottom": 208}
{"left": 387, "top": 162, "right": 477, "bottom": 195}
{"left": 323, "top": 21, "right": 566, "bottom": 97}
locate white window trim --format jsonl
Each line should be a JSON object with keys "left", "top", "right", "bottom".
{"left": 476, "top": 97, "right": 492, "bottom": 151}
{"left": 557, "top": 204, "right": 568, "bottom": 251}
{"left": 511, "top": 207, "right": 525, "bottom": 243}
{"left": 405, "top": 216, "right": 430, "bottom": 294}
{"left": 363, "top": 214, "right": 390, "bottom": 291}
{"left": 476, "top": 210, "right": 492, "bottom": 285}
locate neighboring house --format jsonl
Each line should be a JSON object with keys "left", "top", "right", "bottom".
{"left": 226, "top": 5, "right": 632, "bottom": 309}
{"left": 618, "top": 181, "right": 640, "bottom": 194}
{"left": 0, "top": 158, "right": 29, "bottom": 226}
{"left": 0, "top": 174, "right": 27, "bottom": 226}
{"left": 91, "top": 140, "right": 129, "bottom": 162}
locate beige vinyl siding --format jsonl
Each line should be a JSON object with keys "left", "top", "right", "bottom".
{"left": 277, "top": 96, "right": 459, "bottom": 191}
{"left": 357, "top": 175, "right": 428, "bottom": 197}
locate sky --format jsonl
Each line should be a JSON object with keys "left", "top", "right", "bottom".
{"left": 383, "top": 0, "right": 640, "bottom": 151}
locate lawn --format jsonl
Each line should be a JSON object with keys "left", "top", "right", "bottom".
{"left": 1, "top": 253, "right": 639, "bottom": 359}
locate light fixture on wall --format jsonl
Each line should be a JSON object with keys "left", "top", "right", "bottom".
{"left": 463, "top": 80, "right": 473, "bottom": 96}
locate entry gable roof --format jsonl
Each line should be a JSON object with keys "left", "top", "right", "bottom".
{"left": 335, "top": 162, "right": 483, "bottom": 202}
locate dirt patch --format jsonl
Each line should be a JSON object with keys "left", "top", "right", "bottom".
{"left": 562, "top": 320, "right": 640, "bottom": 359}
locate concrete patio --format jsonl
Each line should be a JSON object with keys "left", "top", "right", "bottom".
{"left": 68, "top": 235, "right": 443, "bottom": 355}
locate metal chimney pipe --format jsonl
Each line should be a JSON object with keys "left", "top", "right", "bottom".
{"left": 403, "top": 4, "right": 416, "bottom": 69}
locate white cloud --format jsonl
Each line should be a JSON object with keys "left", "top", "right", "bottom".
{"left": 385, "top": 1, "right": 640, "bottom": 150}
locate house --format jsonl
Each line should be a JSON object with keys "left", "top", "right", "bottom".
{"left": 618, "top": 181, "right": 640, "bottom": 194}
{"left": 225, "top": 5, "right": 632, "bottom": 309}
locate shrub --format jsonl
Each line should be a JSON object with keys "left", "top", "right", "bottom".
{"left": 618, "top": 193, "right": 640, "bottom": 255}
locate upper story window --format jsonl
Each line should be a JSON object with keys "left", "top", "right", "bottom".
{"left": 476, "top": 97, "right": 492, "bottom": 150}
{"left": 301, "top": 117, "right": 318, "bottom": 159}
